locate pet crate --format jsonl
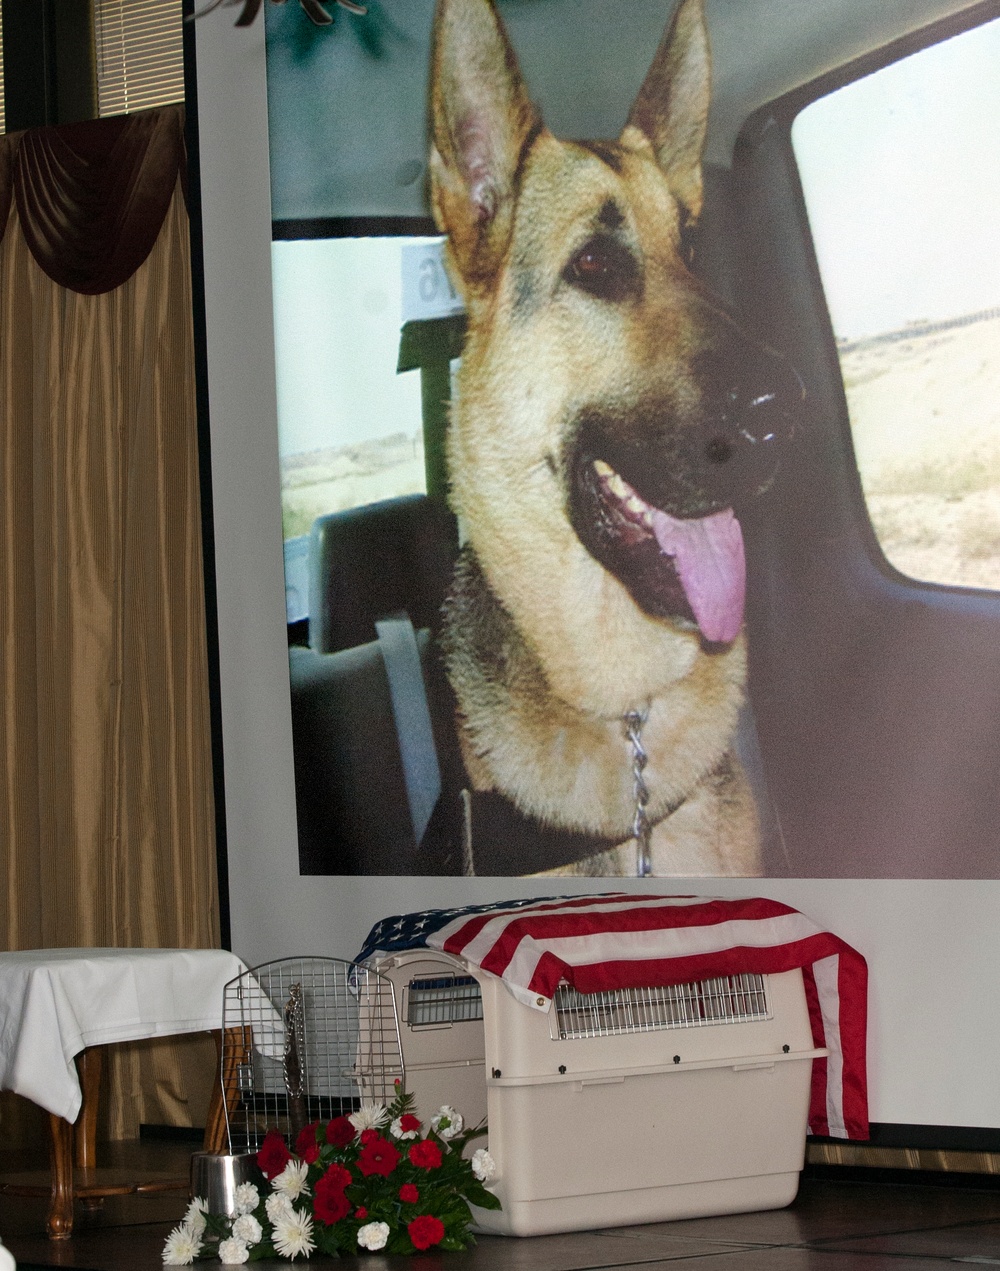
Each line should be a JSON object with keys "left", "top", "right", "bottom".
{"left": 373, "top": 949, "right": 826, "bottom": 1236}
{"left": 220, "top": 957, "right": 404, "bottom": 1154}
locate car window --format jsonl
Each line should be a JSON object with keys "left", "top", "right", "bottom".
{"left": 791, "top": 16, "right": 1000, "bottom": 590}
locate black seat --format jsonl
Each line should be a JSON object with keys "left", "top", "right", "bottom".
{"left": 307, "top": 494, "right": 458, "bottom": 655}
{"left": 289, "top": 495, "right": 462, "bottom": 875}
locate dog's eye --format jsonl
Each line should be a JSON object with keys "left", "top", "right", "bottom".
{"left": 563, "top": 236, "right": 640, "bottom": 302}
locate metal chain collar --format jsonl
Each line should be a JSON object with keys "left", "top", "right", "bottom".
{"left": 623, "top": 708, "right": 652, "bottom": 877}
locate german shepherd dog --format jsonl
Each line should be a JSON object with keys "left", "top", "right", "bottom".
{"left": 430, "top": 0, "right": 798, "bottom": 875}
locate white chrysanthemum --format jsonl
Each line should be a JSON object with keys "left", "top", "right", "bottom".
{"left": 234, "top": 1181, "right": 260, "bottom": 1215}
{"left": 265, "top": 1191, "right": 295, "bottom": 1224}
{"left": 272, "top": 1158, "right": 311, "bottom": 1200}
{"left": 357, "top": 1221, "right": 390, "bottom": 1251}
{"left": 390, "top": 1115, "right": 418, "bottom": 1140}
{"left": 272, "top": 1208, "right": 316, "bottom": 1260}
{"left": 232, "top": 1213, "right": 262, "bottom": 1245}
{"left": 348, "top": 1101, "right": 389, "bottom": 1132}
{"left": 162, "top": 1222, "right": 203, "bottom": 1265}
{"left": 183, "top": 1197, "right": 208, "bottom": 1237}
{"left": 431, "top": 1105, "right": 463, "bottom": 1139}
{"left": 217, "top": 1236, "right": 250, "bottom": 1265}
{"left": 471, "top": 1148, "right": 497, "bottom": 1182}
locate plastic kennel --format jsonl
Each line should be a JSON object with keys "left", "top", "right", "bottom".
{"left": 373, "top": 949, "right": 826, "bottom": 1236}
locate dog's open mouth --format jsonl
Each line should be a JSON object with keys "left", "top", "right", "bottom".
{"left": 576, "top": 457, "right": 746, "bottom": 645}
{"left": 561, "top": 346, "right": 800, "bottom": 644}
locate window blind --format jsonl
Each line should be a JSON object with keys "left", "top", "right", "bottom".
{"left": 94, "top": 0, "right": 184, "bottom": 117}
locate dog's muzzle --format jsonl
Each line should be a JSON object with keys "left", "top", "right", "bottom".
{"left": 566, "top": 337, "right": 803, "bottom": 644}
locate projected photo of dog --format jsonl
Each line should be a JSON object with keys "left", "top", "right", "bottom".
{"left": 285, "top": 0, "right": 801, "bottom": 877}
{"left": 426, "top": 0, "right": 798, "bottom": 876}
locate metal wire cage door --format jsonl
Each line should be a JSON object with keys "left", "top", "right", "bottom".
{"left": 220, "top": 957, "right": 404, "bottom": 1154}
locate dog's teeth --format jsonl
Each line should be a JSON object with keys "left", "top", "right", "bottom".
{"left": 593, "top": 458, "right": 637, "bottom": 505}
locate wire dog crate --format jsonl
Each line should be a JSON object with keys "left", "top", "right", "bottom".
{"left": 372, "top": 949, "right": 826, "bottom": 1236}
{"left": 220, "top": 957, "right": 403, "bottom": 1154}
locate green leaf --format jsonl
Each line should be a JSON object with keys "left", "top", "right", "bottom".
{"left": 312, "top": 1223, "right": 340, "bottom": 1257}
{"left": 246, "top": 1238, "right": 277, "bottom": 1261}
{"left": 440, "top": 1205, "right": 472, "bottom": 1230}
{"left": 202, "top": 1212, "right": 232, "bottom": 1239}
{"left": 439, "top": 1232, "right": 474, "bottom": 1251}
{"left": 449, "top": 1124, "right": 489, "bottom": 1154}
{"left": 386, "top": 1229, "right": 414, "bottom": 1255}
{"left": 384, "top": 1080, "right": 417, "bottom": 1125}
{"left": 466, "top": 1182, "right": 503, "bottom": 1211}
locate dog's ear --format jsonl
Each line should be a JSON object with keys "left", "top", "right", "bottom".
{"left": 623, "top": 0, "right": 710, "bottom": 225}
{"left": 429, "top": 0, "right": 540, "bottom": 285}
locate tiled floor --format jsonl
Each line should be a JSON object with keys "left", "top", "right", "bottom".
{"left": 4, "top": 1140, "right": 1000, "bottom": 1270}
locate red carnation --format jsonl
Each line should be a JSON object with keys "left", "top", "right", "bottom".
{"left": 321, "top": 1163, "right": 352, "bottom": 1192}
{"left": 313, "top": 1162, "right": 353, "bottom": 1226}
{"left": 399, "top": 1183, "right": 419, "bottom": 1203}
{"left": 256, "top": 1128, "right": 292, "bottom": 1179}
{"left": 314, "top": 1178, "right": 351, "bottom": 1226}
{"left": 326, "top": 1116, "right": 357, "bottom": 1147}
{"left": 360, "top": 1128, "right": 379, "bottom": 1145}
{"left": 355, "top": 1207, "right": 368, "bottom": 1220}
{"left": 357, "top": 1134, "right": 400, "bottom": 1177}
{"left": 399, "top": 1113, "right": 422, "bottom": 1134}
{"left": 408, "top": 1139, "right": 442, "bottom": 1170}
{"left": 408, "top": 1214, "right": 445, "bottom": 1250}
{"left": 295, "top": 1122, "right": 321, "bottom": 1159}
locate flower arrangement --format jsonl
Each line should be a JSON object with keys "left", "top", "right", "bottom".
{"left": 163, "top": 1085, "right": 499, "bottom": 1263}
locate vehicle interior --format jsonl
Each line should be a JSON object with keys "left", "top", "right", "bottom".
{"left": 265, "top": 0, "right": 1000, "bottom": 879}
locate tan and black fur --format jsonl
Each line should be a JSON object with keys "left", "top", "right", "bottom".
{"left": 430, "top": 0, "right": 797, "bottom": 875}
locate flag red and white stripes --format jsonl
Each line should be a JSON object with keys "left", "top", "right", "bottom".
{"left": 426, "top": 893, "right": 868, "bottom": 1141}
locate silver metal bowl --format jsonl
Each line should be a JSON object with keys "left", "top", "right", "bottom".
{"left": 189, "top": 1151, "right": 266, "bottom": 1216}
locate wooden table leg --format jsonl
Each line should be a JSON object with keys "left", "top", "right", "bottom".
{"left": 203, "top": 1027, "right": 251, "bottom": 1155}
{"left": 75, "top": 1048, "right": 102, "bottom": 1171}
{"left": 203, "top": 1029, "right": 227, "bottom": 1154}
{"left": 44, "top": 1047, "right": 106, "bottom": 1235}
{"left": 76, "top": 1048, "right": 106, "bottom": 1213}
{"left": 46, "top": 1113, "right": 74, "bottom": 1239}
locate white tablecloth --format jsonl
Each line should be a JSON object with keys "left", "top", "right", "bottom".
{"left": 0, "top": 948, "right": 248, "bottom": 1122}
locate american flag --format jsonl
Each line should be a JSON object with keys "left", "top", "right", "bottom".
{"left": 357, "top": 893, "right": 868, "bottom": 1141}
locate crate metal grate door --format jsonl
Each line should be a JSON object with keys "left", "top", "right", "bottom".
{"left": 405, "top": 975, "right": 484, "bottom": 1026}
{"left": 552, "top": 973, "right": 771, "bottom": 1040}
{"left": 220, "top": 957, "right": 404, "bottom": 1154}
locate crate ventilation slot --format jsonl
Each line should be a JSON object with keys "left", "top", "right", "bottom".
{"left": 553, "top": 973, "right": 771, "bottom": 1040}
{"left": 407, "top": 975, "right": 484, "bottom": 1026}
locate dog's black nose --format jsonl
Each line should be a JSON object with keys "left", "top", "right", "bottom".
{"left": 703, "top": 349, "right": 804, "bottom": 503}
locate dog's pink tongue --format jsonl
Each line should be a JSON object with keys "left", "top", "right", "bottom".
{"left": 650, "top": 507, "right": 746, "bottom": 643}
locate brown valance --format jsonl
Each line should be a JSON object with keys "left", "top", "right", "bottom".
{"left": 0, "top": 104, "right": 187, "bottom": 295}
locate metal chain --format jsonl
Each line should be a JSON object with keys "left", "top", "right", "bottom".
{"left": 282, "top": 981, "right": 308, "bottom": 1141}
{"left": 623, "top": 708, "right": 652, "bottom": 877}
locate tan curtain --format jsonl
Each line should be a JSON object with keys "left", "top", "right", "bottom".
{"left": 0, "top": 109, "right": 220, "bottom": 1144}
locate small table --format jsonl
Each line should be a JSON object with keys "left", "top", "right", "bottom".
{"left": 0, "top": 948, "right": 247, "bottom": 1238}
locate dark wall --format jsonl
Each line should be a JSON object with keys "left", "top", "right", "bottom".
{"left": 2, "top": 0, "right": 96, "bottom": 130}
